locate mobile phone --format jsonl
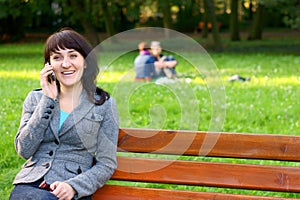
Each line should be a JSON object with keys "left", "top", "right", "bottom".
{"left": 47, "top": 62, "right": 56, "bottom": 83}
{"left": 48, "top": 71, "right": 56, "bottom": 83}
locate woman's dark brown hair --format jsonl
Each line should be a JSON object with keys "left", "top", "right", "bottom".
{"left": 44, "top": 27, "right": 109, "bottom": 105}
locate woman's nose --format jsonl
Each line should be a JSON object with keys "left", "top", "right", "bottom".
{"left": 62, "top": 57, "right": 71, "bottom": 67}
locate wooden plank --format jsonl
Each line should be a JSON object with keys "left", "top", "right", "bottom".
{"left": 112, "top": 156, "right": 300, "bottom": 192}
{"left": 118, "top": 128, "right": 300, "bottom": 161}
{"left": 93, "top": 185, "right": 295, "bottom": 200}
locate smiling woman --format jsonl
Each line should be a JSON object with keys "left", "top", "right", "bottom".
{"left": 9, "top": 28, "right": 119, "bottom": 200}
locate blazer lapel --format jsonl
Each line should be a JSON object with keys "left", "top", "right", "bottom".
{"left": 59, "top": 91, "right": 94, "bottom": 136}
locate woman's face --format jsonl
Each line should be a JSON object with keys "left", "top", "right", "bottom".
{"left": 50, "top": 48, "right": 85, "bottom": 89}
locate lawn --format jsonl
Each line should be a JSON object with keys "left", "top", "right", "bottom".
{"left": 0, "top": 34, "right": 299, "bottom": 199}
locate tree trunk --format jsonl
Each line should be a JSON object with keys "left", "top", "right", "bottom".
{"left": 248, "top": 3, "right": 265, "bottom": 40}
{"left": 159, "top": 0, "right": 172, "bottom": 38}
{"left": 82, "top": 22, "right": 100, "bottom": 47}
{"left": 70, "top": 0, "right": 100, "bottom": 46}
{"left": 100, "top": 0, "right": 116, "bottom": 37}
{"left": 230, "top": 0, "right": 240, "bottom": 41}
{"left": 204, "top": 0, "right": 223, "bottom": 51}
{"left": 249, "top": 0, "right": 253, "bottom": 20}
{"left": 202, "top": 0, "right": 209, "bottom": 38}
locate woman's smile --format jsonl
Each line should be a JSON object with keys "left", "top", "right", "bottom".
{"left": 61, "top": 70, "right": 76, "bottom": 76}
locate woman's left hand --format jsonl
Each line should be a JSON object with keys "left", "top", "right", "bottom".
{"left": 50, "top": 182, "right": 76, "bottom": 200}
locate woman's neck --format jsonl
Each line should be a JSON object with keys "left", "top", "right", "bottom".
{"left": 59, "top": 83, "right": 83, "bottom": 113}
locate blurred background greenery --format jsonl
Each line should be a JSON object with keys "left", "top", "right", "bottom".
{"left": 0, "top": 0, "right": 299, "bottom": 50}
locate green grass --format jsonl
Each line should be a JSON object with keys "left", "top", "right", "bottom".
{"left": 0, "top": 36, "right": 300, "bottom": 199}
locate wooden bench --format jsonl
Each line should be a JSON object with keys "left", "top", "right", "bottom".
{"left": 93, "top": 128, "right": 300, "bottom": 199}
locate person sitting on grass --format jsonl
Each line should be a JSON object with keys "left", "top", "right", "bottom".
{"left": 134, "top": 41, "right": 157, "bottom": 81}
{"left": 150, "top": 41, "right": 178, "bottom": 79}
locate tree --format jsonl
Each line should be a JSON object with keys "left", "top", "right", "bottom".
{"left": 281, "top": 0, "right": 300, "bottom": 29}
{"left": 99, "top": 0, "right": 116, "bottom": 38}
{"left": 248, "top": 1, "right": 265, "bottom": 40}
{"left": 173, "top": 0, "right": 201, "bottom": 32}
{"left": 57, "top": 0, "right": 99, "bottom": 46}
{"left": 246, "top": 0, "right": 290, "bottom": 41}
{"left": 161, "top": 1, "right": 172, "bottom": 38}
{"left": 230, "top": 0, "right": 240, "bottom": 41}
{"left": 204, "top": 0, "right": 223, "bottom": 51}
{"left": 202, "top": 0, "right": 209, "bottom": 38}
{"left": 0, "top": 0, "right": 33, "bottom": 42}
{"left": 58, "top": 0, "right": 141, "bottom": 44}
{"left": 157, "top": 0, "right": 172, "bottom": 29}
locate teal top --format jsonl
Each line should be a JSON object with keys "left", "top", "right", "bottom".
{"left": 59, "top": 110, "right": 70, "bottom": 132}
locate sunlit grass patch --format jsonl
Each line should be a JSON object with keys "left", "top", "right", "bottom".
{"left": 0, "top": 70, "right": 40, "bottom": 80}
{"left": 223, "top": 76, "right": 300, "bottom": 87}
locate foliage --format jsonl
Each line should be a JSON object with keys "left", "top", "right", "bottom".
{"left": 244, "top": 0, "right": 300, "bottom": 29}
{"left": 173, "top": 0, "right": 202, "bottom": 32}
{"left": 280, "top": 0, "right": 300, "bottom": 29}
{"left": 1, "top": 0, "right": 299, "bottom": 43}
{"left": 0, "top": 0, "right": 32, "bottom": 41}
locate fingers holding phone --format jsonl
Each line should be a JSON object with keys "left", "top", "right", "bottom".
{"left": 40, "top": 62, "right": 58, "bottom": 100}
{"left": 41, "top": 62, "right": 55, "bottom": 85}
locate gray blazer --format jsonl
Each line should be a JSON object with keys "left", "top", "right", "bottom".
{"left": 13, "top": 89, "right": 119, "bottom": 199}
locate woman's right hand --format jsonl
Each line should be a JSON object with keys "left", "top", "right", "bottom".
{"left": 40, "top": 63, "right": 58, "bottom": 100}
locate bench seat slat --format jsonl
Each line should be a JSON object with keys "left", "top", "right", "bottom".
{"left": 112, "top": 156, "right": 300, "bottom": 193}
{"left": 118, "top": 128, "right": 300, "bottom": 161}
{"left": 93, "top": 185, "right": 296, "bottom": 200}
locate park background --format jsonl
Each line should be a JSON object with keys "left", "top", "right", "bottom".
{"left": 0, "top": 0, "right": 300, "bottom": 199}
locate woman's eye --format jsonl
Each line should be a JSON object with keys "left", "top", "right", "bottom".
{"left": 53, "top": 56, "right": 61, "bottom": 61}
{"left": 70, "top": 54, "right": 77, "bottom": 58}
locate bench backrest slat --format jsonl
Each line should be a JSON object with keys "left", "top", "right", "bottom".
{"left": 95, "top": 185, "right": 293, "bottom": 200}
{"left": 114, "top": 156, "right": 300, "bottom": 193}
{"left": 118, "top": 128, "right": 300, "bottom": 161}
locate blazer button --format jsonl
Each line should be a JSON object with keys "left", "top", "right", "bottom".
{"left": 77, "top": 167, "right": 82, "bottom": 174}
{"left": 49, "top": 151, "right": 53, "bottom": 156}
{"left": 43, "top": 115, "right": 49, "bottom": 119}
{"left": 45, "top": 110, "right": 52, "bottom": 114}
{"left": 49, "top": 105, "right": 55, "bottom": 109}
{"left": 45, "top": 163, "right": 50, "bottom": 169}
